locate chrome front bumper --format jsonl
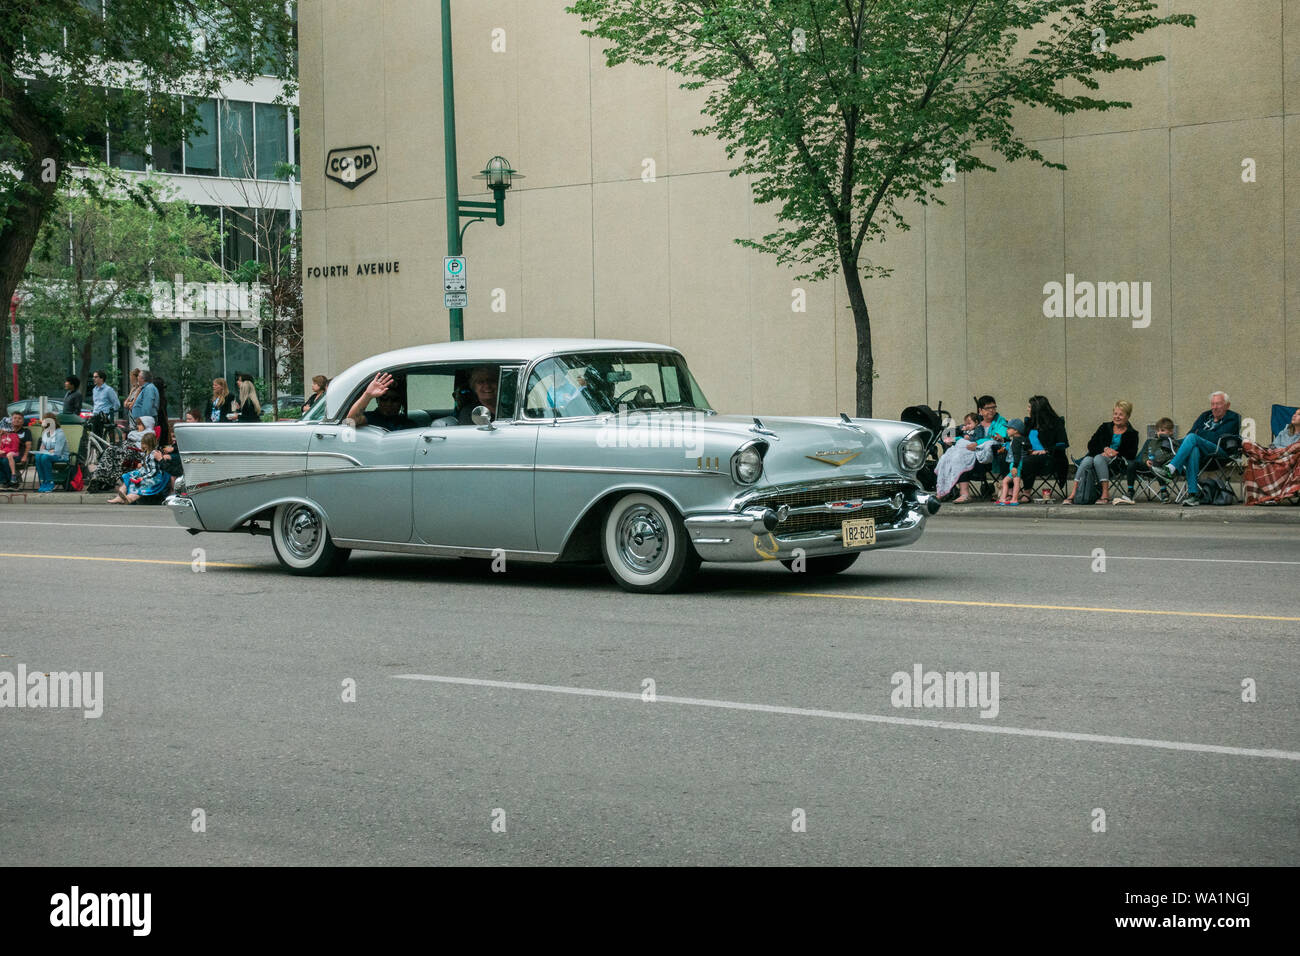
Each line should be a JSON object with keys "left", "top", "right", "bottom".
{"left": 165, "top": 494, "right": 204, "bottom": 532}
{"left": 684, "top": 495, "right": 935, "bottom": 563}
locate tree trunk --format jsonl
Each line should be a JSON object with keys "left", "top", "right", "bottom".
{"left": 0, "top": 97, "right": 63, "bottom": 315}
{"left": 840, "top": 255, "right": 874, "bottom": 418}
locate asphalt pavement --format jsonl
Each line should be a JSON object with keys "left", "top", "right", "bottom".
{"left": 1, "top": 505, "right": 1296, "bottom": 865}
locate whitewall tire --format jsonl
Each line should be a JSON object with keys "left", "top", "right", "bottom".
{"left": 271, "top": 501, "right": 351, "bottom": 576}
{"left": 601, "top": 493, "right": 699, "bottom": 593}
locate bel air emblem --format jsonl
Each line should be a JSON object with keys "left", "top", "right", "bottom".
{"left": 827, "top": 499, "right": 866, "bottom": 511}
{"left": 806, "top": 449, "right": 861, "bottom": 467}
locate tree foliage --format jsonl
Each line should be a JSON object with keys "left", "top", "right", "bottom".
{"left": 0, "top": 0, "right": 296, "bottom": 313}
{"left": 22, "top": 173, "right": 221, "bottom": 391}
{"left": 569, "top": 0, "right": 1193, "bottom": 415}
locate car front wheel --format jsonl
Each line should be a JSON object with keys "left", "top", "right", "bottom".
{"left": 601, "top": 493, "right": 699, "bottom": 593}
{"left": 271, "top": 501, "right": 351, "bottom": 576}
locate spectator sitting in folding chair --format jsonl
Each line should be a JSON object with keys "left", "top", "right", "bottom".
{"left": 1066, "top": 400, "right": 1140, "bottom": 504}
{"left": 1150, "top": 391, "right": 1241, "bottom": 507}
{"left": 945, "top": 395, "right": 1008, "bottom": 502}
{"left": 1241, "top": 406, "right": 1300, "bottom": 505}
{"left": 1017, "top": 396, "right": 1069, "bottom": 499}
{"left": 1118, "top": 417, "right": 1177, "bottom": 503}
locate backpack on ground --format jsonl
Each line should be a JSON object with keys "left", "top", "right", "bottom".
{"left": 1198, "top": 477, "right": 1236, "bottom": 506}
{"left": 1072, "top": 463, "right": 1100, "bottom": 505}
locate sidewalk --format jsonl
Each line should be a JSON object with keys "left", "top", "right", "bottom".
{"left": 935, "top": 499, "right": 1300, "bottom": 524}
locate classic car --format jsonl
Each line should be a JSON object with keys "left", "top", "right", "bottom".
{"left": 167, "top": 338, "right": 939, "bottom": 592}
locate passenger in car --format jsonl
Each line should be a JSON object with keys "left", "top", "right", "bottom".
{"left": 346, "top": 372, "right": 416, "bottom": 431}
{"left": 457, "top": 366, "right": 499, "bottom": 424}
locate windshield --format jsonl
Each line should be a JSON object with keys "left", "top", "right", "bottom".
{"left": 523, "top": 351, "right": 712, "bottom": 419}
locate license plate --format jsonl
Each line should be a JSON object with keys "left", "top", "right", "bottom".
{"left": 842, "top": 516, "right": 876, "bottom": 548}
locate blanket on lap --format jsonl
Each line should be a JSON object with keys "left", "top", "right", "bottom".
{"left": 935, "top": 440, "right": 996, "bottom": 497}
{"left": 1242, "top": 440, "right": 1300, "bottom": 504}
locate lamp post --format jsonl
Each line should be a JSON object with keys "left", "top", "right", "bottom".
{"left": 441, "top": 1, "right": 520, "bottom": 342}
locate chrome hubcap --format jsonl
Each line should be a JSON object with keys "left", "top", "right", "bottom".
{"left": 616, "top": 505, "right": 668, "bottom": 574}
{"left": 282, "top": 505, "right": 321, "bottom": 559}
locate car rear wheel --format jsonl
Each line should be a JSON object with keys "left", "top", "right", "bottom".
{"left": 781, "top": 552, "right": 861, "bottom": 575}
{"left": 271, "top": 501, "right": 351, "bottom": 575}
{"left": 601, "top": 492, "right": 699, "bottom": 593}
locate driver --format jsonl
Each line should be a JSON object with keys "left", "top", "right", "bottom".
{"left": 457, "top": 365, "right": 499, "bottom": 424}
{"left": 346, "top": 372, "right": 416, "bottom": 430}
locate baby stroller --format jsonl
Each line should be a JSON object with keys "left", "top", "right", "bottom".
{"left": 899, "top": 401, "right": 951, "bottom": 492}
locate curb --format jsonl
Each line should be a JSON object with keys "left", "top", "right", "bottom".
{"left": 933, "top": 502, "right": 1300, "bottom": 524}
{"left": 0, "top": 492, "right": 168, "bottom": 507}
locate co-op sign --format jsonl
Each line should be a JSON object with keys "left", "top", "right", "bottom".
{"left": 326, "top": 145, "right": 379, "bottom": 189}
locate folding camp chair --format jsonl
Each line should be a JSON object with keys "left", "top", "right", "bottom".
{"left": 1270, "top": 404, "right": 1299, "bottom": 443}
{"left": 1023, "top": 417, "right": 1071, "bottom": 501}
{"left": 1131, "top": 424, "right": 1178, "bottom": 502}
{"left": 1189, "top": 433, "right": 1245, "bottom": 501}
{"left": 50, "top": 416, "right": 85, "bottom": 490}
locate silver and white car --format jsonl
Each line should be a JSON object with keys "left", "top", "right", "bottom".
{"left": 168, "top": 338, "right": 938, "bottom": 592}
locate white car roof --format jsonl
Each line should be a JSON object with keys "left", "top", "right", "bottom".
{"left": 324, "top": 337, "right": 680, "bottom": 418}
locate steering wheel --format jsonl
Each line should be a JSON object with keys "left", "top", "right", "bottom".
{"left": 615, "top": 385, "right": 656, "bottom": 408}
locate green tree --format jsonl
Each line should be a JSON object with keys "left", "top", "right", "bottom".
{"left": 22, "top": 174, "right": 221, "bottom": 392}
{"left": 569, "top": 0, "right": 1193, "bottom": 416}
{"left": 0, "top": 0, "right": 296, "bottom": 315}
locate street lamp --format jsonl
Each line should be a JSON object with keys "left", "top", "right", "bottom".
{"left": 441, "top": 0, "right": 521, "bottom": 341}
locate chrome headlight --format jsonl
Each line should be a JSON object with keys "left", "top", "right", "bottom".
{"left": 899, "top": 433, "right": 927, "bottom": 472}
{"left": 731, "top": 441, "right": 766, "bottom": 484}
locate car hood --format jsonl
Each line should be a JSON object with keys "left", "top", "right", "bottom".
{"left": 692, "top": 413, "right": 921, "bottom": 485}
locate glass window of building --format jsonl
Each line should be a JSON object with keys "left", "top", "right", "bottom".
{"left": 264, "top": 209, "right": 291, "bottom": 267}
{"left": 225, "top": 334, "right": 261, "bottom": 393}
{"left": 187, "top": 322, "right": 226, "bottom": 384}
{"left": 219, "top": 100, "right": 254, "bottom": 178}
{"left": 254, "top": 103, "right": 288, "bottom": 180}
{"left": 108, "top": 89, "right": 146, "bottom": 171}
{"left": 185, "top": 98, "right": 218, "bottom": 176}
{"left": 150, "top": 94, "right": 184, "bottom": 174}
{"left": 223, "top": 208, "right": 258, "bottom": 271}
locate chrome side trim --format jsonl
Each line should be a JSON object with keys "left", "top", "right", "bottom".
{"left": 331, "top": 538, "right": 560, "bottom": 562}
{"left": 184, "top": 449, "right": 363, "bottom": 466}
{"left": 536, "top": 464, "right": 724, "bottom": 478}
{"left": 186, "top": 471, "right": 314, "bottom": 495}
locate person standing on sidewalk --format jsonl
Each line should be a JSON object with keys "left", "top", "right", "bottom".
{"left": 90, "top": 370, "right": 120, "bottom": 439}
{"left": 133, "top": 370, "right": 159, "bottom": 426}
{"left": 63, "top": 375, "right": 83, "bottom": 417}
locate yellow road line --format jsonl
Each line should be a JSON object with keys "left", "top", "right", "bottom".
{"left": 779, "top": 591, "right": 1300, "bottom": 622}
{"left": 0, "top": 552, "right": 254, "bottom": 569}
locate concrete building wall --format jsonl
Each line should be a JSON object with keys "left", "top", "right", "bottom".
{"left": 301, "top": 0, "right": 1298, "bottom": 440}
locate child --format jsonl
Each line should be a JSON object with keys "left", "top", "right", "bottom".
{"left": 942, "top": 412, "right": 982, "bottom": 448}
{"left": 0, "top": 419, "right": 20, "bottom": 484}
{"left": 996, "top": 419, "right": 1027, "bottom": 504}
{"left": 107, "top": 432, "right": 169, "bottom": 503}
{"left": 1115, "top": 417, "right": 1176, "bottom": 504}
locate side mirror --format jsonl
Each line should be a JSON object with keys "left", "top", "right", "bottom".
{"left": 471, "top": 406, "right": 495, "bottom": 429}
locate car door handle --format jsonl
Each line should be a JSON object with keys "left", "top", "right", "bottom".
{"left": 314, "top": 432, "right": 336, "bottom": 440}
{"left": 422, "top": 434, "right": 446, "bottom": 442}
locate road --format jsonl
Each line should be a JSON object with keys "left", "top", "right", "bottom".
{"left": 1, "top": 507, "right": 1297, "bottom": 865}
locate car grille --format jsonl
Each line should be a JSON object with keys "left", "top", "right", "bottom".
{"left": 747, "top": 480, "right": 914, "bottom": 535}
